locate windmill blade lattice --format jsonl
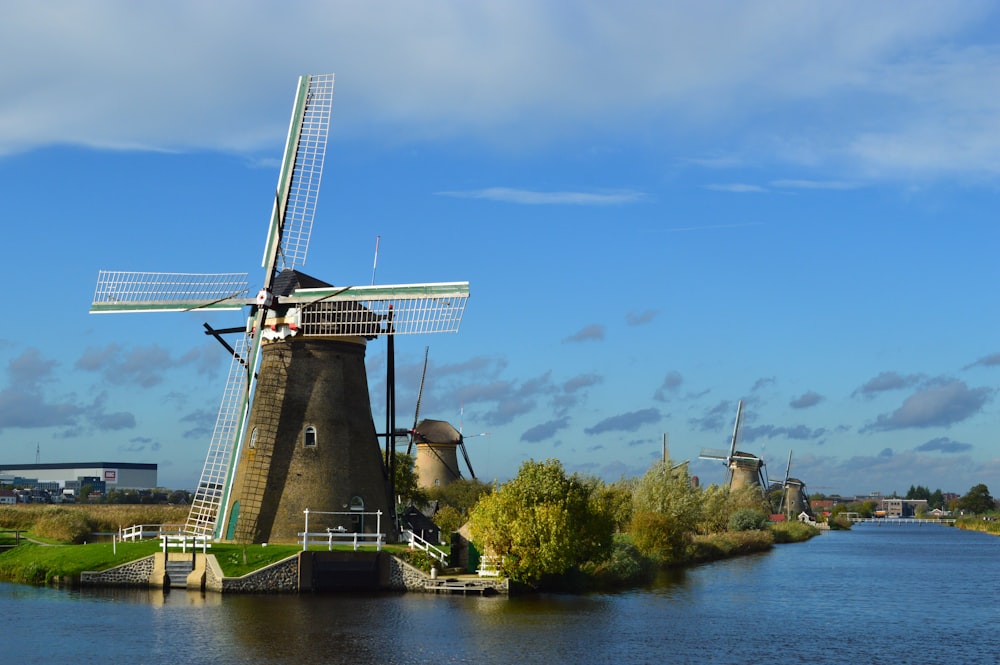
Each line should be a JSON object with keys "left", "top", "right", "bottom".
{"left": 91, "top": 272, "right": 250, "bottom": 313}
{"left": 185, "top": 333, "right": 251, "bottom": 536}
{"left": 264, "top": 73, "right": 334, "bottom": 273}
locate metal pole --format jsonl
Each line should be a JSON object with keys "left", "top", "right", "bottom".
{"left": 302, "top": 508, "right": 310, "bottom": 551}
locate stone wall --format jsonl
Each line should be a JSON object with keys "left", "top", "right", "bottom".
{"left": 205, "top": 553, "right": 299, "bottom": 593}
{"left": 80, "top": 550, "right": 508, "bottom": 595}
{"left": 80, "top": 554, "right": 155, "bottom": 587}
{"left": 387, "top": 555, "right": 430, "bottom": 591}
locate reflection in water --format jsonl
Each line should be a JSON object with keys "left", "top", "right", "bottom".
{"left": 3, "top": 524, "right": 1000, "bottom": 664}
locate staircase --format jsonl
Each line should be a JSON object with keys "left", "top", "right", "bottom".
{"left": 164, "top": 559, "right": 194, "bottom": 588}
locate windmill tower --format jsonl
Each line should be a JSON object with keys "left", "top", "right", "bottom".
{"left": 404, "top": 350, "right": 478, "bottom": 489}
{"left": 90, "top": 74, "right": 470, "bottom": 544}
{"left": 699, "top": 400, "right": 767, "bottom": 494}
{"left": 777, "top": 451, "right": 813, "bottom": 519}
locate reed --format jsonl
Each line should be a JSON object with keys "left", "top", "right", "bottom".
{"left": 0, "top": 504, "right": 189, "bottom": 543}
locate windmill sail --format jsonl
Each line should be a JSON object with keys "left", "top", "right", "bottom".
{"left": 213, "top": 73, "right": 336, "bottom": 538}
{"left": 91, "top": 272, "right": 250, "bottom": 313}
{"left": 185, "top": 334, "right": 251, "bottom": 536}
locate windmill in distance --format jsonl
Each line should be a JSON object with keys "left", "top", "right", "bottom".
{"left": 699, "top": 400, "right": 767, "bottom": 495}
{"left": 777, "top": 450, "right": 814, "bottom": 519}
{"left": 90, "top": 74, "right": 470, "bottom": 544}
{"left": 403, "top": 348, "right": 482, "bottom": 489}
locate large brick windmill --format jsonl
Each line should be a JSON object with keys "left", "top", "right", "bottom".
{"left": 90, "top": 74, "right": 470, "bottom": 544}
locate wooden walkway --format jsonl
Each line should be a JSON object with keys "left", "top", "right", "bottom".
{"left": 424, "top": 577, "right": 497, "bottom": 596}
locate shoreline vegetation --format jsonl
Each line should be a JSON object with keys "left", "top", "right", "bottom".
{"left": 3, "top": 461, "right": 993, "bottom": 593}
{"left": 0, "top": 458, "right": 823, "bottom": 592}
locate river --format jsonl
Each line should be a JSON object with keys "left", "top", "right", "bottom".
{"left": 2, "top": 522, "right": 998, "bottom": 664}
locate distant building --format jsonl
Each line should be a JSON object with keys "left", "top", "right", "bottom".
{"left": 881, "top": 498, "right": 927, "bottom": 518}
{"left": 0, "top": 463, "right": 157, "bottom": 491}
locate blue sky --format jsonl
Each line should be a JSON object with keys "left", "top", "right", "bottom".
{"left": 1, "top": 1, "right": 998, "bottom": 496}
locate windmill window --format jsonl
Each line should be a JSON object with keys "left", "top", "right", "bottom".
{"left": 350, "top": 496, "right": 364, "bottom": 530}
{"left": 249, "top": 428, "right": 258, "bottom": 449}
{"left": 304, "top": 426, "right": 317, "bottom": 447}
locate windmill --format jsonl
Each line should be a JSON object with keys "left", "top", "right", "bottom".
{"left": 90, "top": 74, "right": 470, "bottom": 544}
{"left": 777, "top": 450, "right": 813, "bottom": 519}
{"left": 403, "top": 348, "right": 479, "bottom": 489}
{"left": 698, "top": 400, "right": 767, "bottom": 494}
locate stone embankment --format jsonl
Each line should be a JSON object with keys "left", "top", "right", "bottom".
{"left": 80, "top": 551, "right": 508, "bottom": 595}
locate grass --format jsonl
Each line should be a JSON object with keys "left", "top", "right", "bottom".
{"left": 0, "top": 536, "right": 420, "bottom": 586}
{"left": 770, "top": 520, "right": 821, "bottom": 543}
{"left": 0, "top": 540, "right": 162, "bottom": 585}
{"left": 0, "top": 504, "right": 189, "bottom": 543}
{"left": 955, "top": 516, "right": 1000, "bottom": 535}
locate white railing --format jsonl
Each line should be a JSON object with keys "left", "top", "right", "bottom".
{"left": 403, "top": 529, "right": 448, "bottom": 565}
{"left": 477, "top": 554, "right": 502, "bottom": 577}
{"left": 160, "top": 534, "right": 212, "bottom": 554}
{"left": 849, "top": 517, "right": 956, "bottom": 525}
{"left": 299, "top": 509, "right": 384, "bottom": 551}
{"left": 119, "top": 523, "right": 186, "bottom": 542}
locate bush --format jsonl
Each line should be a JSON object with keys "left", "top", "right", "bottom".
{"left": 689, "top": 530, "right": 773, "bottom": 563}
{"left": 728, "top": 509, "right": 769, "bottom": 532}
{"left": 770, "top": 520, "right": 820, "bottom": 543}
{"left": 580, "top": 535, "right": 652, "bottom": 588}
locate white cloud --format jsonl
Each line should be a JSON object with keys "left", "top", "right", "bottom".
{"left": 435, "top": 188, "right": 646, "bottom": 205}
{"left": 2, "top": 1, "right": 999, "bottom": 183}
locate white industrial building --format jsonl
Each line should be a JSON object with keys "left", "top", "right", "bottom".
{"left": 0, "top": 462, "right": 157, "bottom": 490}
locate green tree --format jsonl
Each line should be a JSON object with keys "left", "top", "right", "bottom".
{"left": 728, "top": 508, "right": 769, "bottom": 531}
{"left": 929, "top": 489, "right": 944, "bottom": 510}
{"left": 468, "top": 459, "right": 612, "bottom": 585}
{"left": 629, "top": 461, "right": 702, "bottom": 565}
{"left": 432, "top": 504, "right": 464, "bottom": 535}
{"left": 426, "top": 477, "right": 491, "bottom": 518}
{"left": 957, "top": 484, "right": 996, "bottom": 514}
{"left": 695, "top": 484, "right": 729, "bottom": 535}
{"left": 594, "top": 477, "right": 635, "bottom": 534}
{"left": 393, "top": 453, "right": 427, "bottom": 509}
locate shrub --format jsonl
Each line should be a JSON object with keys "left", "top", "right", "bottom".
{"left": 770, "top": 520, "right": 820, "bottom": 543}
{"left": 580, "top": 535, "right": 651, "bottom": 588}
{"left": 728, "top": 508, "right": 769, "bottom": 532}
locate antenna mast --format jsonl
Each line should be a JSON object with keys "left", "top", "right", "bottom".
{"left": 371, "top": 234, "right": 380, "bottom": 285}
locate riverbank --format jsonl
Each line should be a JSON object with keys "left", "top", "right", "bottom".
{"left": 955, "top": 516, "right": 1000, "bottom": 535}
{"left": 0, "top": 505, "right": 820, "bottom": 593}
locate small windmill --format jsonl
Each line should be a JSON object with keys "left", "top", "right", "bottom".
{"left": 699, "top": 400, "right": 767, "bottom": 493}
{"left": 777, "top": 450, "right": 813, "bottom": 519}
{"left": 90, "top": 74, "right": 470, "bottom": 543}
{"left": 403, "top": 349, "right": 479, "bottom": 488}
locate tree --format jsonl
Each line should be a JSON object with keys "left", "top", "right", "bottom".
{"left": 957, "top": 484, "right": 996, "bottom": 514}
{"left": 393, "top": 453, "right": 427, "bottom": 508}
{"left": 593, "top": 477, "right": 635, "bottom": 534}
{"left": 426, "top": 477, "right": 491, "bottom": 518}
{"left": 629, "top": 461, "right": 702, "bottom": 565}
{"left": 468, "top": 459, "right": 612, "bottom": 585}
{"left": 432, "top": 504, "right": 464, "bottom": 535}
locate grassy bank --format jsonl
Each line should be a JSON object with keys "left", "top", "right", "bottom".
{"left": 954, "top": 516, "right": 1000, "bottom": 535}
{"left": 0, "top": 504, "right": 821, "bottom": 590}
{"left": 0, "top": 540, "right": 416, "bottom": 585}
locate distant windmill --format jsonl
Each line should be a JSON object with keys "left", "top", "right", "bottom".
{"left": 699, "top": 400, "right": 767, "bottom": 495}
{"left": 90, "top": 74, "right": 470, "bottom": 543}
{"left": 403, "top": 349, "right": 481, "bottom": 488}
{"left": 777, "top": 450, "right": 813, "bottom": 519}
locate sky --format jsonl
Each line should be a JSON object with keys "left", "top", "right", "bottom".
{"left": 1, "top": 1, "right": 998, "bottom": 497}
